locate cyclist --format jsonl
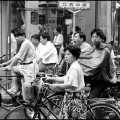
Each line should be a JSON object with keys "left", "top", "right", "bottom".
{"left": 45, "top": 44, "right": 87, "bottom": 119}
{"left": 0, "top": 29, "right": 39, "bottom": 95}
{"left": 30, "top": 34, "right": 45, "bottom": 58}
{"left": 36, "top": 32, "right": 58, "bottom": 75}
{"left": 79, "top": 28, "right": 115, "bottom": 99}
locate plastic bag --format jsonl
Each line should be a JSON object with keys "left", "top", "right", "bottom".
{"left": 21, "top": 78, "right": 43, "bottom": 103}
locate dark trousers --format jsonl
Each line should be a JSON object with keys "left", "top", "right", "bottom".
{"left": 84, "top": 76, "right": 107, "bottom": 99}
{"left": 89, "top": 82, "right": 106, "bottom": 99}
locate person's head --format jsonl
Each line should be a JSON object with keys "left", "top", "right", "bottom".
{"left": 101, "top": 34, "right": 106, "bottom": 43}
{"left": 53, "top": 26, "right": 61, "bottom": 35}
{"left": 31, "top": 34, "right": 40, "bottom": 47}
{"left": 72, "top": 32, "right": 86, "bottom": 47}
{"left": 14, "top": 29, "right": 26, "bottom": 43}
{"left": 40, "top": 32, "right": 50, "bottom": 45}
{"left": 64, "top": 44, "right": 81, "bottom": 64}
{"left": 91, "top": 29, "right": 105, "bottom": 49}
{"left": 75, "top": 26, "right": 81, "bottom": 33}
{"left": 21, "top": 24, "right": 25, "bottom": 32}
{"left": 11, "top": 28, "right": 18, "bottom": 35}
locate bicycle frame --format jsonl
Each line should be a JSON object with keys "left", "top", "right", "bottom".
{"left": 0, "top": 75, "right": 24, "bottom": 106}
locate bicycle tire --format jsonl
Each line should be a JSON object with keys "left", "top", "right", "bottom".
{"left": 87, "top": 102, "right": 120, "bottom": 119}
{"left": 4, "top": 105, "right": 48, "bottom": 119}
{"left": 0, "top": 79, "right": 22, "bottom": 110}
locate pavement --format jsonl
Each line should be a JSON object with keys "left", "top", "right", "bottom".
{"left": 0, "top": 105, "right": 10, "bottom": 119}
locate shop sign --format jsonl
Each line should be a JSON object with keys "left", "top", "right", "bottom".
{"left": 58, "top": 1, "right": 90, "bottom": 10}
{"left": 31, "top": 12, "right": 39, "bottom": 25}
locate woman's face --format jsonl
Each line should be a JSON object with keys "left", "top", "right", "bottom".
{"left": 91, "top": 33, "right": 102, "bottom": 48}
{"left": 64, "top": 50, "right": 76, "bottom": 64}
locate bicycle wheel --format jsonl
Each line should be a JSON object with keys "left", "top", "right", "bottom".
{"left": 42, "top": 93, "right": 64, "bottom": 118}
{"left": 87, "top": 102, "right": 120, "bottom": 119}
{"left": 0, "top": 79, "right": 22, "bottom": 110}
{"left": 4, "top": 105, "right": 47, "bottom": 119}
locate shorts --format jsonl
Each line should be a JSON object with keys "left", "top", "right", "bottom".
{"left": 18, "top": 62, "right": 39, "bottom": 83}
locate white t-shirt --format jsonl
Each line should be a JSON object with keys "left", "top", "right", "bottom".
{"left": 53, "top": 33, "right": 63, "bottom": 46}
{"left": 64, "top": 61, "right": 85, "bottom": 92}
{"left": 15, "top": 39, "right": 36, "bottom": 63}
{"left": 80, "top": 42, "right": 91, "bottom": 52}
{"left": 38, "top": 41, "right": 58, "bottom": 64}
{"left": 8, "top": 33, "right": 17, "bottom": 56}
{"left": 35, "top": 43, "right": 45, "bottom": 57}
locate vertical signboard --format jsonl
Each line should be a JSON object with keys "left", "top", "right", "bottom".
{"left": 31, "top": 12, "right": 39, "bottom": 25}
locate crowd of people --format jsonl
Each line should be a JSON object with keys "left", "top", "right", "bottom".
{"left": 0, "top": 25, "right": 118, "bottom": 119}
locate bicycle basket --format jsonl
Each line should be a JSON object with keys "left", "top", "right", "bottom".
{"left": 21, "top": 78, "right": 43, "bottom": 103}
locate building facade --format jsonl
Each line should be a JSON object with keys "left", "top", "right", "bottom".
{"left": 0, "top": 1, "right": 114, "bottom": 58}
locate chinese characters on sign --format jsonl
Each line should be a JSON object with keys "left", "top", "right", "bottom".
{"left": 31, "top": 12, "right": 39, "bottom": 25}
{"left": 58, "top": 1, "right": 90, "bottom": 9}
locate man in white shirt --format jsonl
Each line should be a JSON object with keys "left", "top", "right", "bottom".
{"left": 30, "top": 34, "right": 45, "bottom": 57}
{"left": 0, "top": 29, "right": 39, "bottom": 94}
{"left": 72, "top": 32, "right": 91, "bottom": 53}
{"left": 36, "top": 32, "right": 58, "bottom": 75}
{"left": 53, "top": 27, "right": 64, "bottom": 61}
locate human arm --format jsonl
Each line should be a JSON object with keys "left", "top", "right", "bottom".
{"left": 49, "top": 67, "right": 80, "bottom": 91}
{"left": 49, "top": 83, "right": 73, "bottom": 91}
{"left": 5, "top": 40, "right": 29, "bottom": 70}
{"left": 5, "top": 56, "right": 19, "bottom": 70}
{"left": 46, "top": 75, "right": 65, "bottom": 83}
{"left": 0, "top": 56, "right": 15, "bottom": 67}
{"left": 36, "top": 42, "right": 55, "bottom": 64}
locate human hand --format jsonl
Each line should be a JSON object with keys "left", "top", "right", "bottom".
{"left": 0, "top": 64, "right": 3, "bottom": 67}
{"left": 4, "top": 65, "right": 12, "bottom": 71}
{"left": 50, "top": 84, "right": 57, "bottom": 90}
{"left": 45, "top": 75, "right": 52, "bottom": 81}
{"left": 117, "top": 55, "right": 120, "bottom": 58}
{"left": 0, "top": 62, "right": 7, "bottom": 68}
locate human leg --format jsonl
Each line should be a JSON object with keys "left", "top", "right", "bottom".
{"left": 89, "top": 82, "right": 106, "bottom": 99}
{"left": 8, "top": 66, "right": 21, "bottom": 93}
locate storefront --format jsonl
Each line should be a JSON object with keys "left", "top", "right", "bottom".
{"left": 39, "top": 1, "right": 96, "bottom": 46}
{"left": 0, "top": 1, "right": 24, "bottom": 59}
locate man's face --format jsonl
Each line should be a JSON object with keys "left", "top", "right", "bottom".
{"left": 72, "top": 33, "right": 82, "bottom": 47}
{"left": 15, "top": 36, "right": 24, "bottom": 43}
{"left": 91, "top": 33, "right": 102, "bottom": 48}
{"left": 40, "top": 36, "right": 46, "bottom": 45}
{"left": 31, "top": 38, "right": 39, "bottom": 47}
{"left": 53, "top": 28, "right": 57, "bottom": 35}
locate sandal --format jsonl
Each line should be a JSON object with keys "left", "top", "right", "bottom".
{"left": 7, "top": 89, "right": 19, "bottom": 95}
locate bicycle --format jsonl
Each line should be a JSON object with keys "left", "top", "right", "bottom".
{"left": 4, "top": 82, "right": 120, "bottom": 119}
{"left": 0, "top": 66, "right": 64, "bottom": 115}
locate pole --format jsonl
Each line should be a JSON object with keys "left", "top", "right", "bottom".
{"left": 68, "top": 9, "right": 81, "bottom": 38}
{"left": 73, "top": 13, "right": 75, "bottom": 34}
{"left": 6, "top": 1, "right": 11, "bottom": 61}
{"left": 1, "top": 1, "right": 2, "bottom": 56}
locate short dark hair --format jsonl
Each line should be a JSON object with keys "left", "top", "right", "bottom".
{"left": 14, "top": 29, "right": 26, "bottom": 37}
{"left": 11, "top": 28, "right": 18, "bottom": 34}
{"left": 91, "top": 29, "right": 104, "bottom": 39}
{"left": 64, "top": 44, "right": 81, "bottom": 60}
{"left": 56, "top": 27, "right": 61, "bottom": 33}
{"left": 40, "top": 32, "right": 50, "bottom": 41}
{"left": 102, "top": 34, "right": 106, "bottom": 43}
{"left": 75, "top": 26, "right": 81, "bottom": 32}
{"left": 31, "top": 34, "right": 40, "bottom": 42}
{"left": 74, "top": 32, "right": 86, "bottom": 42}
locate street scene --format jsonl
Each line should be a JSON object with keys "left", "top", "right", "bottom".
{"left": 1, "top": 1, "right": 120, "bottom": 119}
